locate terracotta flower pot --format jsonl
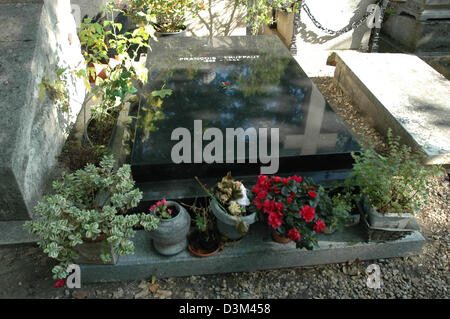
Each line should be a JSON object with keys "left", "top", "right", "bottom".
{"left": 87, "top": 56, "right": 120, "bottom": 83}
{"left": 271, "top": 231, "right": 291, "bottom": 244}
{"left": 188, "top": 230, "right": 221, "bottom": 257}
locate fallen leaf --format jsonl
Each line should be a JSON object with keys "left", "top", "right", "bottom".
{"left": 72, "top": 291, "right": 88, "bottom": 299}
{"left": 149, "top": 283, "right": 159, "bottom": 294}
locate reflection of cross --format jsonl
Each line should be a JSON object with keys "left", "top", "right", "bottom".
{"left": 284, "top": 87, "right": 337, "bottom": 155}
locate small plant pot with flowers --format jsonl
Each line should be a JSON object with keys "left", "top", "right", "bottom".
{"left": 24, "top": 155, "right": 159, "bottom": 280}
{"left": 148, "top": 199, "right": 191, "bottom": 256}
{"left": 347, "top": 129, "right": 442, "bottom": 238}
{"left": 196, "top": 172, "right": 257, "bottom": 240}
{"left": 249, "top": 174, "right": 326, "bottom": 249}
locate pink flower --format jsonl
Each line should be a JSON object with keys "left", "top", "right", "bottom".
{"left": 288, "top": 228, "right": 301, "bottom": 242}
{"left": 313, "top": 219, "right": 326, "bottom": 233}
{"left": 299, "top": 205, "right": 315, "bottom": 223}
{"left": 167, "top": 209, "right": 172, "bottom": 215}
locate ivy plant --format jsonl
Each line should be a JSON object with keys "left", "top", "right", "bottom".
{"left": 24, "top": 155, "right": 159, "bottom": 279}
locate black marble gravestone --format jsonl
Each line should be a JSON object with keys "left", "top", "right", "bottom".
{"left": 130, "top": 36, "right": 359, "bottom": 199}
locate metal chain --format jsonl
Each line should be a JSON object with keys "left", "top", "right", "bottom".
{"left": 301, "top": 0, "right": 383, "bottom": 36}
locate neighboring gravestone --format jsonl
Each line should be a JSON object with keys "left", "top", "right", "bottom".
{"left": 381, "top": 0, "right": 450, "bottom": 52}
{"left": 129, "top": 36, "right": 360, "bottom": 201}
{"left": 0, "top": 0, "right": 85, "bottom": 221}
{"left": 333, "top": 51, "right": 450, "bottom": 165}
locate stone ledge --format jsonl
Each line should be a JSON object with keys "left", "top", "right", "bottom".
{"left": 0, "top": 221, "right": 37, "bottom": 246}
{"left": 333, "top": 51, "right": 450, "bottom": 166}
{"left": 79, "top": 224, "right": 425, "bottom": 283}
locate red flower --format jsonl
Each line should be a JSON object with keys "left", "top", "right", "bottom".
{"left": 258, "top": 175, "right": 268, "bottom": 184}
{"left": 308, "top": 191, "right": 317, "bottom": 199}
{"left": 288, "top": 175, "right": 302, "bottom": 183}
{"left": 313, "top": 219, "right": 326, "bottom": 233}
{"left": 268, "top": 212, "right": 283, "bottom": 228}
{"left": 223, "top": 82, "right": 230, "bottom": 86}
{"left": 53, "top": 279, "right": 65, "bottom": 288}
{"left": 282, "top": 178, "right": 288, "bottom": 185}
{"left": 287, "top": 197, "right": 293, "bottom": 204}
{"left": 299, "top": 205, "right": 315, "bottom": 223}
{"left": 274, "top": 176, "right": 281, "bottom": 183}
{"left": 288, "top": 228, "right": 301, "bottom": 242}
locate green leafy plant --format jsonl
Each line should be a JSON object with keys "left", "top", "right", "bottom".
{"left": 78, "top": 17, "right": 109, "bottom": 66}
{"left": 80, "top": 2, "right": 156, "bottom": 122}
{"left": 39, "top": 68, "right": 70, "bottom": 113}
{"left": 315, "top": 188, "right": 353, "bottom": 232}
{"left": 347, "top": 129, "right": 443, "bottom": 215}
{"left": 128, "top": 0, "right": 206, "bottom": 32}
{"left": 24, "top": 155, "right": 159, "bottom": 279}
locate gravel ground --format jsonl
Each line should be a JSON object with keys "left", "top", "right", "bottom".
{"left": 0, "top": 77, "right": 448, "bottom": 299}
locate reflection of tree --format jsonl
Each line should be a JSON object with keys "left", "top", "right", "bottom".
{"left": 232, "top": 39, "right": 290, "bottom": 97}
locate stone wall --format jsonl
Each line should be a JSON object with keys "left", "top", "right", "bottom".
{"left": 0, "top": 0, "right": 85, "bottom": 220}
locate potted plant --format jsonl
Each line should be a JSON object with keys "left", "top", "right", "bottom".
{"left": 147, "top": 199, "right": 191, "bottom": 256}
{"left": 128, "top": 0, "right": 206, "bottom": 36}
{"left": 196, "top": 173, "right": 257, "bottom": 240}
{"left": 24, "top": 155, "right": 159, "bottom": 280}
{"left": 82, "top": 3, "right": 153, "bottom": 148}
{"left": 315, "top": 188, "right": 354, "bottom": 234}
{"left": 249, "top": 174, "right": 326, "bottom": 250}
{"left": 348, "top": 129, "right": 442, "bottom": 230}
{"left": 243, "top": 0, "right": 299, "bottom": 35}
{"left": 186, "top": 199, "right": 221, "bottom": 257}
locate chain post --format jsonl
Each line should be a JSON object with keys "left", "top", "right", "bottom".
{"left": 368, "top": 0, "right": 390, "bottom": 52}
{"left": 289, "top": 0, "right": 304, "bottom": 54}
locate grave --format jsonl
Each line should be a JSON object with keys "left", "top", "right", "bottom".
{"left": 333, "top": 51, "right": 450, "bottom": 166}
{"left": 80, "top": 36, "right": 426, "bottom": 283}
{"left": 129, "top": 35, "right": 361, "bottom": 201}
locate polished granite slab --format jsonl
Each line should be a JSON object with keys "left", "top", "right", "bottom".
{"left": 131, "top": 36, "right": 360, "bottom": 182}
